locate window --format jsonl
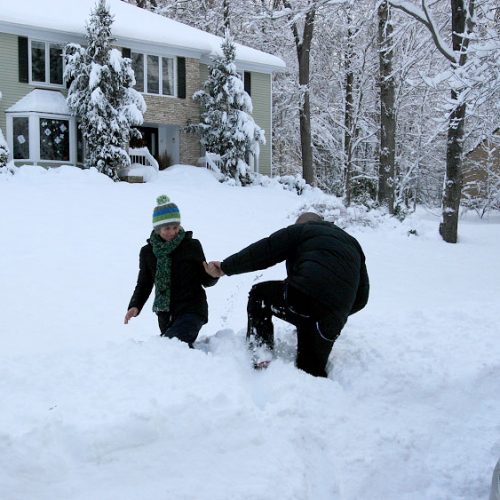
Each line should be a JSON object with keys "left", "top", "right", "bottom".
{"left": 147, "top": 55, "right": 159, "bottom": 94}
{"left": 237, "top": 71, "right": 252, "bottom": 96}
{"left": 131, "top": 51, "right": 175, "bottom": 96}
{"left": 49, "top": 45, "right": 63, "bottom": 85}
{"left": 8, "top": 110, "right": 75, "bottom": 165}
{"left": 39, "top": 118, "right": 69, "bottom": 161}
{"left": 162, "top": 57, "right": 174, "bottom": 96}
{"left": 13, "top": 117, "right": 30, "bottom": 159}
{"left": 132, "top": 53, "right": 144, "bottom": 92}
{"left": 31, "top": 41, "right": 45, "bottom": 82}
{"left": 30, "top": 40, "right": 63, "bottom": 85}
{"left": 76, "top": 124, "right": 85, "bottom": 164}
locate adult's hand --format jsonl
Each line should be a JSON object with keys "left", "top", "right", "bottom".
{"left": 203, "top": 261, "right": 225, "bottom": 278}
{"left": 124, "top": 307, "right": 139, "bottom": 324}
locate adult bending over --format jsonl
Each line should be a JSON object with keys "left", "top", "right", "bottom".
{"left": 204, "top": 212, "right": 369, "bottom": 377}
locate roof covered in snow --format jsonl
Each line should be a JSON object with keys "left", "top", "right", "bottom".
{"left": 0, "top": 0, "right": 286, "bottom": 73}
{"left": 6, "top": 89, "right": 70, "bottom": 114}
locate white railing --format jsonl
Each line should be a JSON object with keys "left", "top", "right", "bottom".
{"left": 129, "top": 147, "right": 159, "bottom": 171}
{"left": 199, "top": 152, "right": 223, "bottom": 172}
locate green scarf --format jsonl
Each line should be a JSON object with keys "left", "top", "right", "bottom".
{"left": 150, "top": 228, "right": 185, "bottom": 313}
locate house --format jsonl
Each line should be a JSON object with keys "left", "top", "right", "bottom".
{"left": 0, "top": 0, "right": 285, "bottom": 175}
{"left": 462, "top": 128, "right": 500, "bottom": 206}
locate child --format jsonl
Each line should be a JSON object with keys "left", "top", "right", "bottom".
{"left": 124, "top": 195, "right": 217, "bottom": 345}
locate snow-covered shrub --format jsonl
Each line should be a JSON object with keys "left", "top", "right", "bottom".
{"left": 64, "top": 0, "right": 145, "bottom": 181}
{"left": 294, "top": 200, "right": 382, "bottom": 228}
{"left": 274, "top": 175, "right": 308, "bottom": 195}
{"left": 0, "top": 131, "right": 9, "bottom": 168}
{"left": 248, "top": 172, "right": 308, "bottom": 194}
{"left": 190, "top": 31, "right": 265, "bottom": 186}
{"left": 0, "top": 92, "right": 9, "bottom": 170}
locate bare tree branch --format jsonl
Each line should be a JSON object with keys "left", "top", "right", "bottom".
{"left": 389, "top": 0, "right": 457, "bottom": 62}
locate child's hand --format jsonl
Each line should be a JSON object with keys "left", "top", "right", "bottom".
{"left": 124, "top": 307, "right": 139, "bottom": 324}
{"left": 203, "top": 261, "right": 225, "bottom": 278}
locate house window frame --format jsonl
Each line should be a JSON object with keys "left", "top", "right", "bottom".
{"left": 131, "top": 51, "right": 177, "bottom": 97}
{"left": 236, "top": 71, "right": 251, "bottom": 96}
{"left": 11, "top": 115, "right": 31, "bottom": 160}
{"left": 28, "top": 39, "right": 65, "bottom": 88}
{"left": 7, "top": 112, "right": 77, "bottom": 165}
{"left": 39, "top": 116, "right": 71, "bottom": 162}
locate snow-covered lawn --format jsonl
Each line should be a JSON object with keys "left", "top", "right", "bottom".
{"left": 0, "top": 165, "right": 498, "bottom": 500}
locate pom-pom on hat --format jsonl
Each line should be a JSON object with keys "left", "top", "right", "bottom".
{"left": 152, "top": 195, "right": 181, "bottom": 228}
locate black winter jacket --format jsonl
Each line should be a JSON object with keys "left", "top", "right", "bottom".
{"left": 221, "top": 221, "right": 369, "bottom": 324}
{"left": 128, "top": 231, "right": 218, "bottom": 323}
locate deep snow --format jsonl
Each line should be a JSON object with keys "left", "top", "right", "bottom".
{"left": 0, "top": 165, "right": 499, "bottom": 500}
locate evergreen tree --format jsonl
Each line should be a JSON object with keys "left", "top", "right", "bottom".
{"left": 64, "top": 0, "right": 146, "bottom": 180}
{"left": 0, "top": 92, "right": 9, "bottom": 169}
{"left": 192, "top": 31, "right": 265, "bottom": 184}
{"left": 0, "top": 129, "right": 9, "bottom": 169}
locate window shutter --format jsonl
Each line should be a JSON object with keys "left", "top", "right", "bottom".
{"left": 122, "top": 47, "right": 131, "bottom": 59}
{"left": 244, "top": 71, "right": 251, "bottom": 96}
{"left": 177, "top": 57, "right": 186, "bottom": 99}
{"left": 18, "top": 37, "right": 29, "bottom": 83}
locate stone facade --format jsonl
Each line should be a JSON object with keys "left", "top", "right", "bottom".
{"left": 142, "top": 57, "right": 201, "bottom": 166}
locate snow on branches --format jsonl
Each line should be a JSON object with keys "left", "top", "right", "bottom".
{"left": 64, "top": 0, "right": 146, "bottom": 181}
{"left": 0, "top": 91, "right": 10, "bottom": 171}
{"left": 191, "top": 31, "right": 265, "bottom": 185}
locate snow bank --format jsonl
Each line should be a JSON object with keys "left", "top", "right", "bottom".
{"left": 0, "top": 166, "right": 498, "bottom": 499}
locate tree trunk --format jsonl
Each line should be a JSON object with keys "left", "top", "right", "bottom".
{"left": 298, "top": 9, "right": 316, "bottom": 185}
{"left": 377, "top": 0, "right": 396, "bottom": 214}
{"left": 285, "top": 1, "right": 316, "bottom": 185}
{"left": 344, "top": 21, "right": 354, "bottom": 206}
{"left": 439, "top": 0, "right": 474, "bottom": 243}
{"left": 440, "top": 97, "right": 465, "bottom": 242}
{"left": 223, "top": 0, "right": 230, "bottom": 31}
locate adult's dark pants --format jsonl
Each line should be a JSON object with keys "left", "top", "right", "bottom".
{"left": 157, "top": 312, "right": 205, "bottom": 347}
{"left": 247, "top": 281, "right": 344, "bottom": 378}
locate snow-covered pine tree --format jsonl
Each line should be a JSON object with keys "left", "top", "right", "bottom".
{"left": 64, "top": 0, "right": 146, "bottom": 180}
{"left": 192, "top": 31, "right": 265, "bottom": 185}
{"left": 0, "top": 129, "right": 9, "bottom": 169}
{"left": 0, "top": 92, "right": 10, "bottom": 170}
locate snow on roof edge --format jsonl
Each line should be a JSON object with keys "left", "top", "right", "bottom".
{"left": 0, "top": 0, "right": 286, "bottom": 72}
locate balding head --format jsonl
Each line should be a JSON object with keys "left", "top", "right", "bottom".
{"left": 295, "top": 212, "right": 323, "bottom": 225}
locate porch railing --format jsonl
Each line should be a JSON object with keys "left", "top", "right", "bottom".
{"left": 129, "top": 147, "right": 159, "bottom": 171}
{"left": 200, "top": 152, "right": 223, "bottom": 172}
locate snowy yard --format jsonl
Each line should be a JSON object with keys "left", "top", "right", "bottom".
{"left": 0, "top": 165, "right": 499, "bottom": 500}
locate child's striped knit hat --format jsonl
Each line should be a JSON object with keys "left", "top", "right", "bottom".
{"left": 152, "top": 195, "right": 181, "bottom": 228}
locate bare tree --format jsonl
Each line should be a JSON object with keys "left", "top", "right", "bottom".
{"left": 389, "top": 0, "right": 476, "bottom": 243}
{"left": 223, "top": 0, "right": 230, "bottom": 30}
{"left": 343, "top": 7, "right": 355, "bottom": 205}
{"left": 377, "top": 0, "right": 396, "bottom": 213}
{"left": 281, "top": 0, "right": 317, "bottom": 185}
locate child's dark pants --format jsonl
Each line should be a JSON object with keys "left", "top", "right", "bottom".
{"left": 157, "top": 312, "right": 205, "bottom": 347}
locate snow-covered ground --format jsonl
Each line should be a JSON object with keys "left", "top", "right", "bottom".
{"left": 0, "top": 165, "right": 498, "bottom": 500}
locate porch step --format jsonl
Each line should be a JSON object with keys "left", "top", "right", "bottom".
{"left": 120, "top": 175, "right": 144, "bottom": 183}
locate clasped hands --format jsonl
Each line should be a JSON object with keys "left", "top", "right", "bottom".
{"left": 203, "top": 261, "right": 225, "bottom": 278}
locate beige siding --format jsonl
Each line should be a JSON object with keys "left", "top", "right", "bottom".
{"left": 250, "top": 72, "right": 272, "bottom": 175}
{"left": 0, "top": 32, "right": 32, "bottom": 132}
{"left": 198, "top": 65, "right": 273, "bottom": 175}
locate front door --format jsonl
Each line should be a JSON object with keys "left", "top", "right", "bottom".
{"left": 131, "top": 126, "right": 159, "bottom": 157}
